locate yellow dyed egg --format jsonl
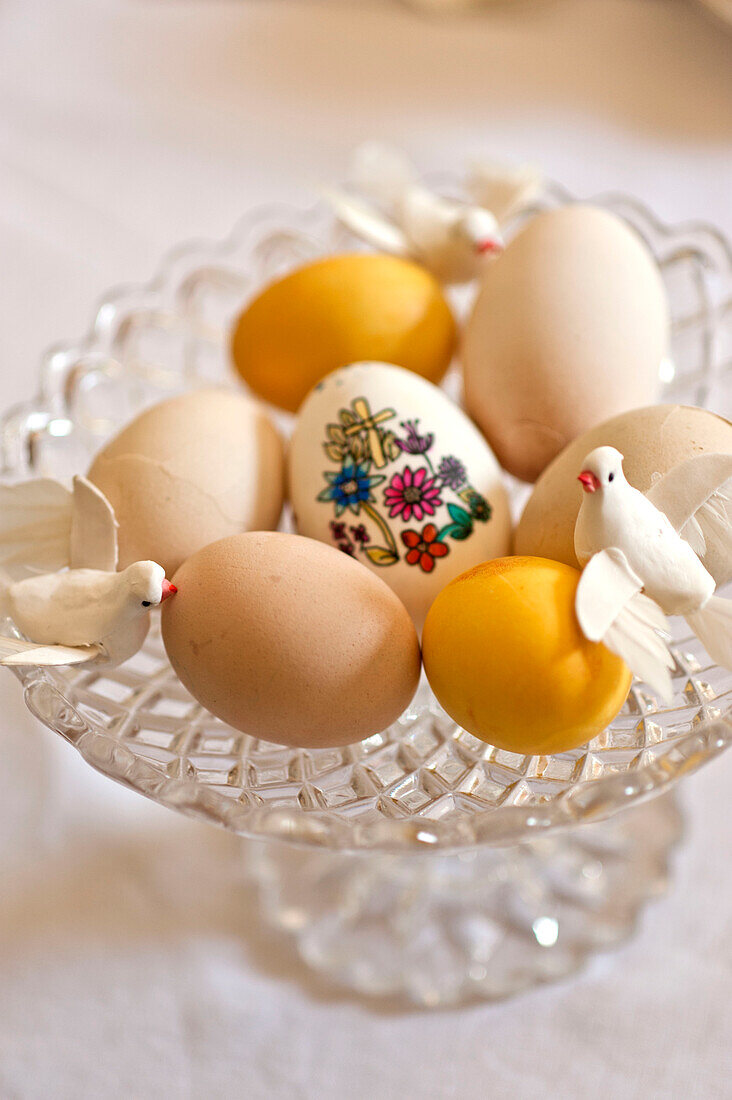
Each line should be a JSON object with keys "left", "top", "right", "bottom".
{"left": 422, "top": 556, "right": 632, "bottom": 755}
{"left": 231, "top": 253, "right": 457, "bottom": 412}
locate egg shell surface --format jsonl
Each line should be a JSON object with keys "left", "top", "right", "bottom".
{"left": 462, "top": 205, "right": 670, "bottom": 482}
{"left": 515, "top": 403, "right": 732, "bottom": 580}
{"left": 231, "top": 253, "right": 457, "bottom": 412}
{"left": 88, "top": 388, "right": 285, "bottom": 577}
{"left": 161, "top": 532, "right": 421, "bottom": 748}
{"left": 288, "top": 361, "right": 512, "bottom": 630}
{"left": 422, "top": 556, "right": 632, "bottom": 756}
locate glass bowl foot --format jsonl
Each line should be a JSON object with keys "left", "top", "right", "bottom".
{"left": 245, "top": 793, "right": 682, "bottom": 1007}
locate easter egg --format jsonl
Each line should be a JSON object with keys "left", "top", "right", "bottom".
{"left": 462, "top": 205, "right": 670, "bottom": 482}
{"left": 422, "top": 557, "right": 632, "bottom": 755}
{"left": 161, "top": 532, "right": 421, "bottom": 748}
{"left": 88, "top": 388, "right": 285, "bottom": 577}
{"left": 515, "top": 404, "right": 732, "bottom": 580}
{"left": 288, "top": 361, "right": 512, "bottom": 630}
{"left": 231, "top": 253, "right": 457, "bottom": 412}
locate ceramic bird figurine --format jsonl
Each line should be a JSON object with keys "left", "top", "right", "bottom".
{"left": 323, "top": 143, "right": 505, "bottom": 285}
{"left": 0, "top": 475, "right": 175, "bottom": 667}
{"left": 0, "top": 562, "right": 176, "bottom": 666}
{"left": 574, "top": 446, "right": 732, "bottom": 702}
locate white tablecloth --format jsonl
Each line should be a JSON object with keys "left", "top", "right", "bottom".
{"left": 0, "top": 1, "right": 730, "bottom": 1096}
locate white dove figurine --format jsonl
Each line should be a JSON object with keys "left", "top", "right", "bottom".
{"left": 574, "top": 446, "right": 732, "bottom": 702}
{"left": 0, "top": 475, "right": 175, "bottom": 667}
{"left": 0, "top": 561, "right": 176, "bottom": 667}
{"left": 323, "top": 143, "right": 505, "bottom": 285}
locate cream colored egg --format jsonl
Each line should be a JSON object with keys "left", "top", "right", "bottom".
{"left": 161, "top": 532, "right": 421, "bottom": 748}
{"left": 88, "top": 388, "right": 285, "bottom": 577}
{"left": 288, "top": 361, "right": 511, "bottom": 630}
{"left": 462, "top": 205, "right": 670, "bottom": 482}
{"left": 514, "top": 404, "right": 732, "bottom": 578}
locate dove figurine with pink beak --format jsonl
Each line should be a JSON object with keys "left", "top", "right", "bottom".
{"left": 0, "top": 475, "right": 176, "bottom": 667}
{"left": 574, "top": 446, "right": 732, "bottom": 702}
{"left": 323, "top": 144, "right": 506, "bottom": 285}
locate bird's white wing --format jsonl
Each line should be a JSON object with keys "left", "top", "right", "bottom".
{"left": 466, "top": 161, "right": 543, "bottom": 224}
{"left": 645, "top": 453, "right": 732, "bottom": 584}
{"left": 322, "top": 188, "right": 411, "bottom": 256}
{"left": 0, "top": 476, "right": 118, "bottom": 579}
{"left": 99, "top": 616, "right": 150, "bottom": 668}
{"left": 577, "top": 548, "right": 675, "bottom": 704}
{"left": 0, "top": 635, "right": 101, "bottom": 666}
{"left": 69, "top": 476, "right": 118, "bottom": 572}
{"left": 0, "top": 479, "right": 75, "bottom": 579}
{"left": 349, "top": 143, "right": 416, "bottom": 209}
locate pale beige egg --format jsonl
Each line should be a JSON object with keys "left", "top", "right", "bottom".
{"left": 462, "top": 205, "right": 670, "bottom": 482}
{"left": 88, "top": 388, "right": 285, "bottom": 576}
{"left": 161, "top": 532, "right": 421, "bottom": 748}
{"left": 514, "top": 404, "right": 732, "bottom": 576}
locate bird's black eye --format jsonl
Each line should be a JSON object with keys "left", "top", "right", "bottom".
{"left": 141, "top": 600, "right": 151, "bottom": 607}
{"left": 608, "top": 473, "right": 615, "bottom": 482}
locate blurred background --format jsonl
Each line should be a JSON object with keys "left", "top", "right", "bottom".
{"left": 0, "top": 1, "right": 730, "bottom": 1097}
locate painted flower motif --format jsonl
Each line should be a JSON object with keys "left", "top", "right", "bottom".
{"left": 319, "top": 462, "right": 385, "bottom": 516}
{"left": 380, "top": 431, "right": 402, "bottom": 462}
{"left": 350, "top": 524, "right": 369, "bottom": 544}
{"left": 324, "top": 423, "right": 367, "bottom": 465}
{"left": 330, "top": 520, "right": 348, "bottom": 540}
{"left": 401, "top": 525, "right": 449, "bottom": 573}
{"left": 436, "top": 455, "right": 467, "bottom": 491}
{"left": 384, "top": 466, "right": 442, "bottom": 522}
{"left": 330, "top": 400, "right": 400, "bottom": 467}
{"left": 460, "top": 488, "right": 492, "bottom": 522}
{"left": 397, "top": 419, "right": 434, "bottom": 456}
{"left": 338, "top": 541, "right": 356, "bottom": 557}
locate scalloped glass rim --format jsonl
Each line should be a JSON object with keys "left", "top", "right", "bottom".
{"left": 3, "top": 178, "right": 732, "bottom": 853}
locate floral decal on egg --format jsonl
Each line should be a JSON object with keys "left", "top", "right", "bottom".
{"left": 317, "top": 397, "right": 493, "bottom": 572}
{"left": 401, "top": 524, "right": 449, "bottom": 573}
{"left": 384, "top": 466, "right": 443, "bottom": 522}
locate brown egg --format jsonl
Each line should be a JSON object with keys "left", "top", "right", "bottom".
{"left": 161, "top": 532, "right": 422, "bottom": 748}
{"left": 462, "top": 205, "right": 670, "bottom": 482}
{"left": 88, "top": 388, "right": 284, "bottom": 577}
{"left": 514, "top": 404, "right": 732, "bottom": 575}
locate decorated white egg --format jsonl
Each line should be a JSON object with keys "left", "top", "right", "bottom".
{"left": 288, "top": 361, "right": 511, "bottom": 629}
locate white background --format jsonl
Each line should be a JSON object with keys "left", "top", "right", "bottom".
{"left": 0, "top": 1, "right": 730, "bottom": 1097}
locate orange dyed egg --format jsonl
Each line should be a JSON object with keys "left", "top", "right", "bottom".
{"left": 231, "top": 253, "right": 457, "bottom": 412}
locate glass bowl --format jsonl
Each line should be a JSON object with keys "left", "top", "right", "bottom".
{"left": 2, "top": 180, "right": 730, "bottom": 1005}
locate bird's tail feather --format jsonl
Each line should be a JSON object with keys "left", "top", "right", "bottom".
{"left": 686, "top": 596, "right": 732, "bottom": 670}
{"left": 319, "top": 187, "right": 410, "bottom": 256}
{"left": 682, "top": 480, "right": 732, "bottom": 581}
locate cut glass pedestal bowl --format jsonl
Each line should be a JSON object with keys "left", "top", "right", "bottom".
{"left": 3, "top": 183, "right": 730, "bottom": 1006}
